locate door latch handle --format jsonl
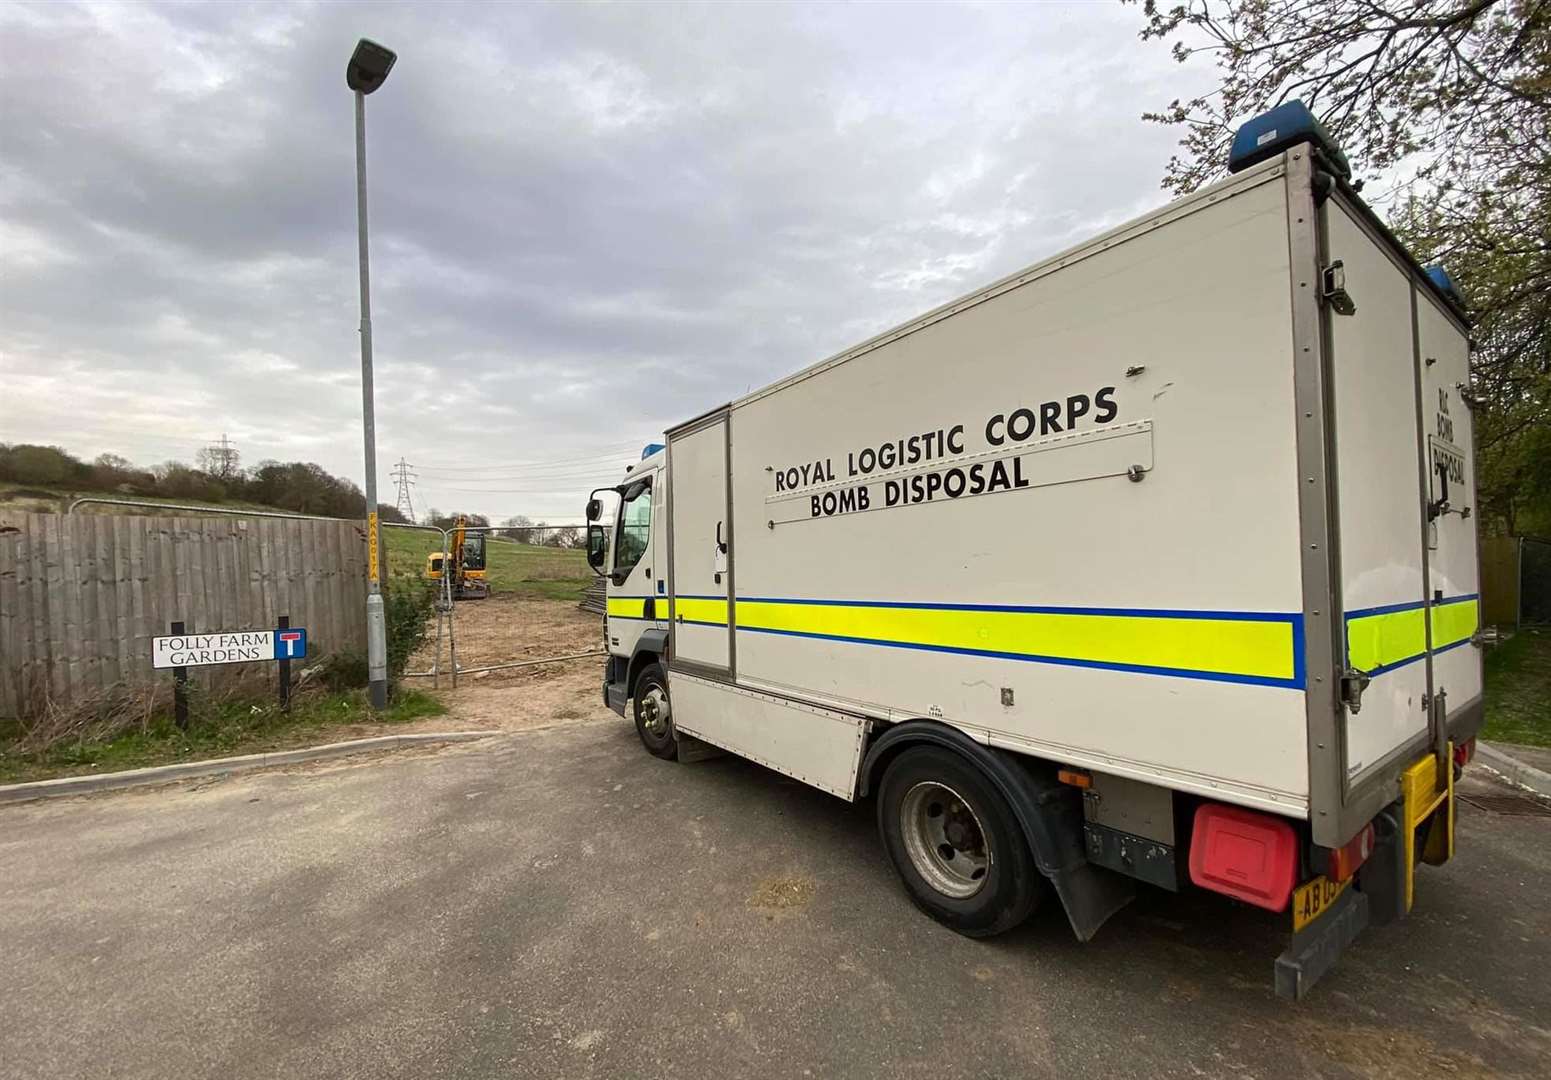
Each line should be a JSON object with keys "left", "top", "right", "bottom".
{"left": 1340, "top": 667, "right": 1371, "bottom": 713}
{"left": 1322, "top": 260, "right": 1356, "bottom": 316}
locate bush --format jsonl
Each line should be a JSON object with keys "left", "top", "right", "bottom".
{"left": 384, "top": 573, "right": 437, "bottom": 683}
{"left": 0, "top": 444, "right": 84, "bottom": 486}
{"left": 316, "top": 651, "right": 370, "bottom": 691}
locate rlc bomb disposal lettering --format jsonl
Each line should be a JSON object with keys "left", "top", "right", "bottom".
{"left": 773, "top": 386, "right": 1119, "bottom": 519}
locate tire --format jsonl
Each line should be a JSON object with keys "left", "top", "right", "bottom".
{"left": 876, "top": 745, "right": 1041, "bottom": 937}
{"left": 632, "top": 664, "right": 677, "bottom": 760}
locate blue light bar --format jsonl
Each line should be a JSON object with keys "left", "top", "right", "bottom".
{"left": 641, "top": 442, "right": 666, "bottom": 459}
{"left": 1425, "top": 265, "right": 1462, "bottom": 305}
{"left": 1228, "top": 100, "right": 1349, "bottom": 179}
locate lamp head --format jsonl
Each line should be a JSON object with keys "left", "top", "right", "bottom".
{"left": 347, "top": 39, "right": 396, "bottom": 94}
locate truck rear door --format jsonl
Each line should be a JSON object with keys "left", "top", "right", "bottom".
{"left": 1324, "top": 200, "right": 1432, "bottom": 786}
{"left": 667, "top": 411, "right": 734, "bottom": 679}
{"left": 1416, "top": 294, "right": 1483, "bottom": 725}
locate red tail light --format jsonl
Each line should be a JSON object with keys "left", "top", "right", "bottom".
{"left": 1453, "top": 738, "right": 1475, "bottom": 768}
{"left": 1327, "top": 822, "right": 1375, "bottom": 882}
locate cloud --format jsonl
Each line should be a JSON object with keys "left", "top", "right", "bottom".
{"left": 0, "top": 0, "right": 1205, "bottom": 520}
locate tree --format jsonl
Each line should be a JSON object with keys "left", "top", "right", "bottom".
{"left": 543, "top": 525, "right": 580, "bottom": 548}
{"left": 377, "top": 503, "right": 411, "bottom": 525}
{"left": 425, "top": 509, "right": 490, "bottom": 531}
{"left": 240, "top": 460, "right": 366, "bottom": 518}
{"left": 196, "top": 439, "right": 241, "bottom": 480}
{"left": 1135, "top": 0, "right": 1551, "bottom": 535}
{"left": 500, "top": 514, "right": 535, "bottom": 541}
{"left": 0, "top": 444, "right": 82, "bottom": 486}
{"left": 154, "top": 462, "right": 226, "bottom": 503}
{"left": 89, "top": 452, "right": 152, "bottom": 493}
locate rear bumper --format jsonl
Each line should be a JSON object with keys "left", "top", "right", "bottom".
{"left": 1274, "top": 746, "right": 1456, "bottom": 1000}
{"left": 1275, "top": 885, "right": 1369, "bottom": 1000}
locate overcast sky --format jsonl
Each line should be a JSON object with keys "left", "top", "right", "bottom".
{"left": 0, "top": 0, "right": 1209, "bottom": 522}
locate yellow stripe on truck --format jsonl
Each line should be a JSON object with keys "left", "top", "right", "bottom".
{"left": 1345, "top": 595, "right": 1478, "bottom": 675}
{"left": 1430, "top": 597, "right": 1478, "bottom": 651}
{"left": 606, "top": 597, "right": 647, "bottom": 619}
{"left": 1346, "top": 607, "right": 1428, "bottom": 674}
{"left": 734, "top": 598, "right": 1301, "bottom": 688}
{"left": 675, "top": 597, "right": 729, "bottom": 626}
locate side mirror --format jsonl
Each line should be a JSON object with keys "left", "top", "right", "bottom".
{"left": 586, "top": 524, "right": 608, "bottom": 573}
{"left": 585, "top": 497, "right": 602, "bottom": 522}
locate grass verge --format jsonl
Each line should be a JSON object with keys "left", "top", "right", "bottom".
{"left": 1481, "top": 629, "right": 1551, "bottom": 748}
{"left": 0, "top": 687, "right": 446, "bottom": 786}
{"left": 384, "top": 528, "right": 591, "bottom": 600}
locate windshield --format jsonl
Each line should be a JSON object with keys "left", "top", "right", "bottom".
{"left": 462, "top": 534, "right": 486, "bottom": 570}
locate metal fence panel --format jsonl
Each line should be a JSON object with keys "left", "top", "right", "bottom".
{"left": 381, "top": 521, "right": 602, "bottom": 685}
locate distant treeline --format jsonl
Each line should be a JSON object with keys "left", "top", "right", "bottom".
{"left": 0, "top": 443, "right": 410, "bottom": 523}
{"left": 420, "top": 509, "right": 582, "bottom": 548}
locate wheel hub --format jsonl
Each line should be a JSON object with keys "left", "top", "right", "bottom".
{"left": 640, "top": 687, "right": 670, "bottom": 737}
{"left": 899, "top": 780, "right": 991, "bottom": 899}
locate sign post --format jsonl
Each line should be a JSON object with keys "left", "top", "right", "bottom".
{"left": 153, "top": 624, "right": 309, "bottom": 721}
{"left": 171, "top": 620, "right": 190, "bottom": 730}
{"left": 277, "top": 614, "right": 292, "bottom": 711}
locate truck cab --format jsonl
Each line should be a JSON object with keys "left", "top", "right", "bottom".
{"left": 588, "top": 444, "right": 668, "bottom": 718}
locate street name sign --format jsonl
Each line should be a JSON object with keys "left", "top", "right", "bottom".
{"left": 152, "top": 628, "right": 308, "bottom": 670}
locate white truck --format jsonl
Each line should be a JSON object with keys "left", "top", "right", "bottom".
{"left": 584, "top": 103, "right": 1482, "bottom": 999}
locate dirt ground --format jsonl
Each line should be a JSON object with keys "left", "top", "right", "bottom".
{"left": 409, "top": 596, "right": 601, "bottom": 675}
{"left": 404, "top": 598, "right": 614, "bottom": 735}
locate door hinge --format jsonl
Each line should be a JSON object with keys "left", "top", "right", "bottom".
{"left": 1322, "top": 261, "right": 1356, "bottom": 316}
{"left": 1340, "top": 667, "right": 1371, "bottom": 713}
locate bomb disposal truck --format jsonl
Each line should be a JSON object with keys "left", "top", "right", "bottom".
{"left": 584, "top": 103, "right": 1482, "bottom": 999}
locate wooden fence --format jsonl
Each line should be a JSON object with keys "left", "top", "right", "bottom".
{"left": 0, "top": 510, "right": 368, "bottom": 718}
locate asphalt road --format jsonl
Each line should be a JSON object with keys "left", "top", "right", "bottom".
{"left": 3, "top": 719, "right": 1548, "bottom": 1079}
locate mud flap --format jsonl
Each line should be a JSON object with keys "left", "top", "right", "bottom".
{"left": 1049, "top": 862, "right": 1136, "bottom": 942}
{"left": 1359, "top": 809, "right": 1406, "bottom": 926}
{"left": 1274, "top": 885, "right": 1369, "bottom": 1000}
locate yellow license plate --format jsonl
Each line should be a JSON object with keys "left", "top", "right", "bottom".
{"left": 1292, "top": 874, "right": 1351, "bottom": 932}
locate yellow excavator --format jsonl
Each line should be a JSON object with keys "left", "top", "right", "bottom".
{"left": 425, "top": 516, "right": 490, "bottom": 600}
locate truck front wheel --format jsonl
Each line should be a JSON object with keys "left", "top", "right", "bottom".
{"left": 632, "top": 664, "right": 677, "bottom": 760}
{"left": 877, "top": 746, "right": 1040, "bottom": 937}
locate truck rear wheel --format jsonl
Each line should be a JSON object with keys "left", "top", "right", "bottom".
{"left": 632, "top": 664, "right": 677, "bottom": 760}
{"left": 877, "top": 746, "right": 1040, "bottom": 937}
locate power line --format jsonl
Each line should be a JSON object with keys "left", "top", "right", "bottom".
{"left": 411, "top": 440, "right": 653, "bottom": 473}
{"left": 438, "top": 483, "right": 616, "bottom": 494}
{"left": 422, "top": 470, "right": 632, "bottom": 487}
{"left": 431, "top": 468, "right": 627, "bottom": 486}
{"left": 412, "top": 455, "right": 644, "bottom": 480}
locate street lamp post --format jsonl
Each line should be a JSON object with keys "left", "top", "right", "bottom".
{"left": 348, "top": 38, "right": 397, "bottom": 710}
